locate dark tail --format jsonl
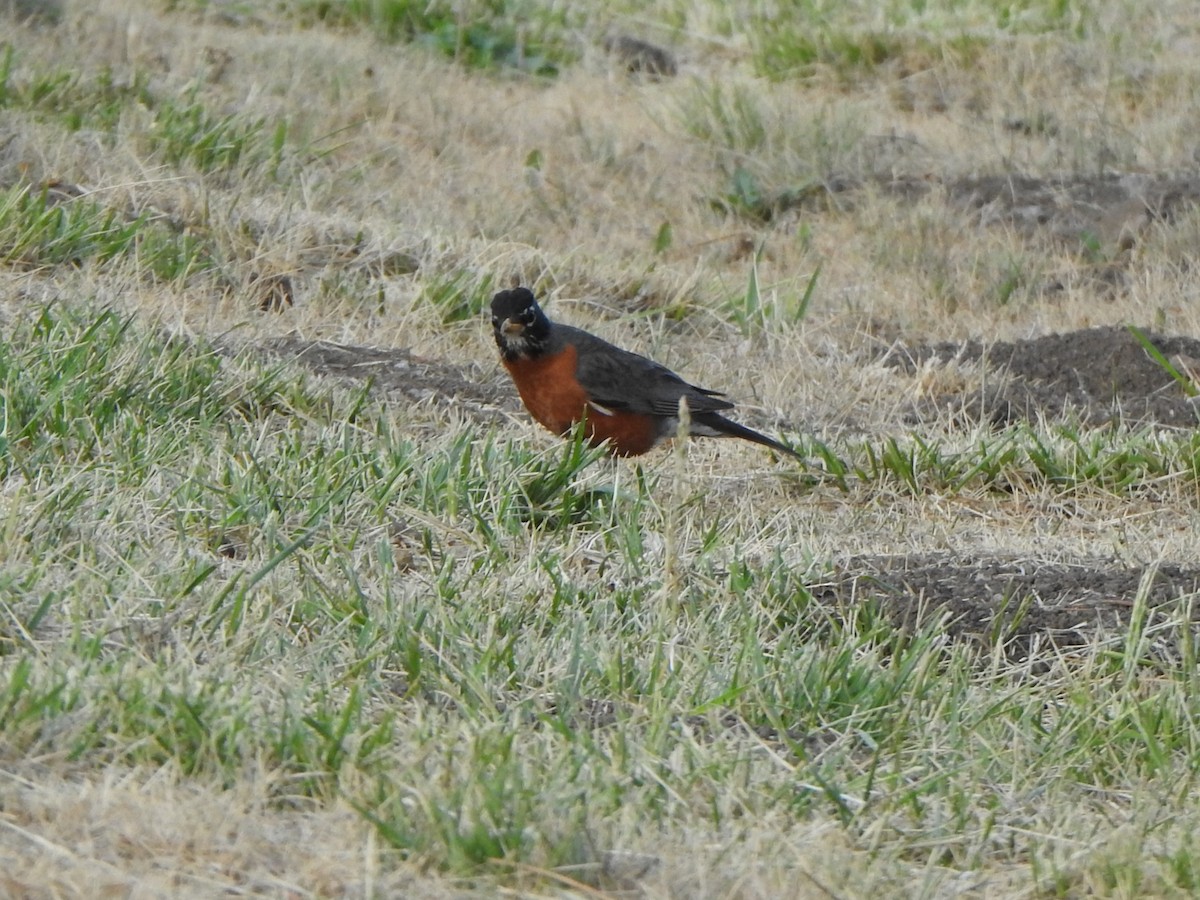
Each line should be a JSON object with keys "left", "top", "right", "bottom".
{"left": 695, "top": 412, "right": 803, "bottom": 460}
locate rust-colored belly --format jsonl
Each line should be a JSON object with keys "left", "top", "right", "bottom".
{"left": 504, "top": 346, "right": 662, "bottom": 456}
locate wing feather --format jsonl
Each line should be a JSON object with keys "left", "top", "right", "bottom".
{"left": 559, "top": 325, "right": 735, "bottom": 417}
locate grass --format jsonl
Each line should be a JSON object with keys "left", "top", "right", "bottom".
{"left": 0, "top": 184, "right": 214, "bottom": 279}
{"left": 148, "top": 90, "right": 278, "bottom": 176}
{"left": 0, "top": 46, "right": 286, "bottom": 179}
{"left": 5, "top": 307, "right": 1200, "bottom": 893}
{"left": 297, "top": 0, "right": 574, "bottom": 75}
{"left": 6, "top": 0, "right": 1200, "bottom": 895}
{"left": 0, "top": 45, "right": 152, "bottom": 132}
{"left": 752, "top": 26, "right": 995, "bottom": 84}
{"left": 795, "top": 425, "right": 1200, "bottom": 497}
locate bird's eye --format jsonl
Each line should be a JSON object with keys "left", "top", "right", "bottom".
{"left": 491, "top": 315, "right": 500, "bottom": 325}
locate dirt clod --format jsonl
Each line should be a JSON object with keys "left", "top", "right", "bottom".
{"left": 603, "top": 34, "right": 678, "bottom": 78}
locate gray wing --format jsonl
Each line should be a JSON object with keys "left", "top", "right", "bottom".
{"left": 559, "top": 325, "right": 735, "bottom": 418}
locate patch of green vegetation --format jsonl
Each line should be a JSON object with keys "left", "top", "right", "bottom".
{"left": 754, "top": 27, "right": 901, "bottom": 82}
{"left": 751, "top": 20, "right": 997, "bottom": 83}
{"left": 678, "top": 84, "right": 867, "bottom": 223}
{"left": 796, "top": 425, "right": 1200, "bottom": 497}
{"left": 1130, "top": 326, "right": 1199, "bottom": 399}
{"left": 0, "top": 45, "right": 152, "bottom": 132}
{"left": 747, "top": 1, "right": 1092, "bottom": 83}
{"left": 420, "top": 269, "right": 498, "bottom": 324}
{"left": 710, "top": 166, "right": 832, "bottom": 223}
{"left": 724, "top": 258, "right": 821, "bottom": 333}
{"left": 149, "top": 90, "right": 274, "bottom": 175}
{"left": 0, "top": 185, "right": 215, "bottom": 280}
{"left": 714, "top": 166, "right": 768, "bottom": 220}
{"left": 994, "top": 0, "right": 1092, "bottom": 36}
{"left": 0, "top": 308, "right": 309, "bottom": 478}
{"left": 299, "top": 0, "right": 573, "bottom": 75}
{"left": 0, "top": 47, "right": 285, "bottom": 177}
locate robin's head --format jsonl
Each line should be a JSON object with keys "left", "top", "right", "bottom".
{"left": 491, "top": 287, "right": 551, "bottom": 360}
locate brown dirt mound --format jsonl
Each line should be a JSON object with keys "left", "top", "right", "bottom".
{"left": 786, "top": 172, "right": 1200, "bottom": 250}
{"left": 888, "top": 326, "right": 1200, "bottom": 428}
{"left": 263, "top": 337, "right": 513, "bottom": 425}
{"left": 812, "top": 555, "right": 1200, "bottom": 663}
{"left": 887, "top": 172, "right": 1200, "bottom": 242}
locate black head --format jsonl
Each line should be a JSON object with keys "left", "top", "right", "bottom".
{"left": 490, "top": 287, "right": 552, "bottom": 360}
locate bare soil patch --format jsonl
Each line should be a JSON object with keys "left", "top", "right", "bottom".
{"left": 887, "top": 172, "right": 1200, "bottom": 243}
{"left": 795, "top": 171, "right": 1200, "bottom": 247}
{"left": 812, "top": 555, "right": 1200, "bottom": 661}
{"left": 889, "top": 325, "right": 1200, "bottom": 428}
{"left": 264, "top": 336, "right": 513, "bottom": 426}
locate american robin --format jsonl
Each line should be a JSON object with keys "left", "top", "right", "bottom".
{"left": 491, "top": 287, "right": 801, "bottom": 459}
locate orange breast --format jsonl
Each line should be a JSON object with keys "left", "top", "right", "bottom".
{"left": 504, "top": 346, "right": 663, "bottom": 456}
{"left": 505, "top": 345, "right": 590, "bottom": 435}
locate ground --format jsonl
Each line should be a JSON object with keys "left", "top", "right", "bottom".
{"left": 6, "top": 1, "right": 1200, "bottom": 897}
{"left": 281, "top": 273, "right": 1200, "bottom": 656}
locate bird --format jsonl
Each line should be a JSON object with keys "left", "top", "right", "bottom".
{"left": 490, "top": 287, "right": 801, "bottom": 459}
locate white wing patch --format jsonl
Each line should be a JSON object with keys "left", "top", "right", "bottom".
{"left": 587, "top": 400, "right": 617, "bottom": 416}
